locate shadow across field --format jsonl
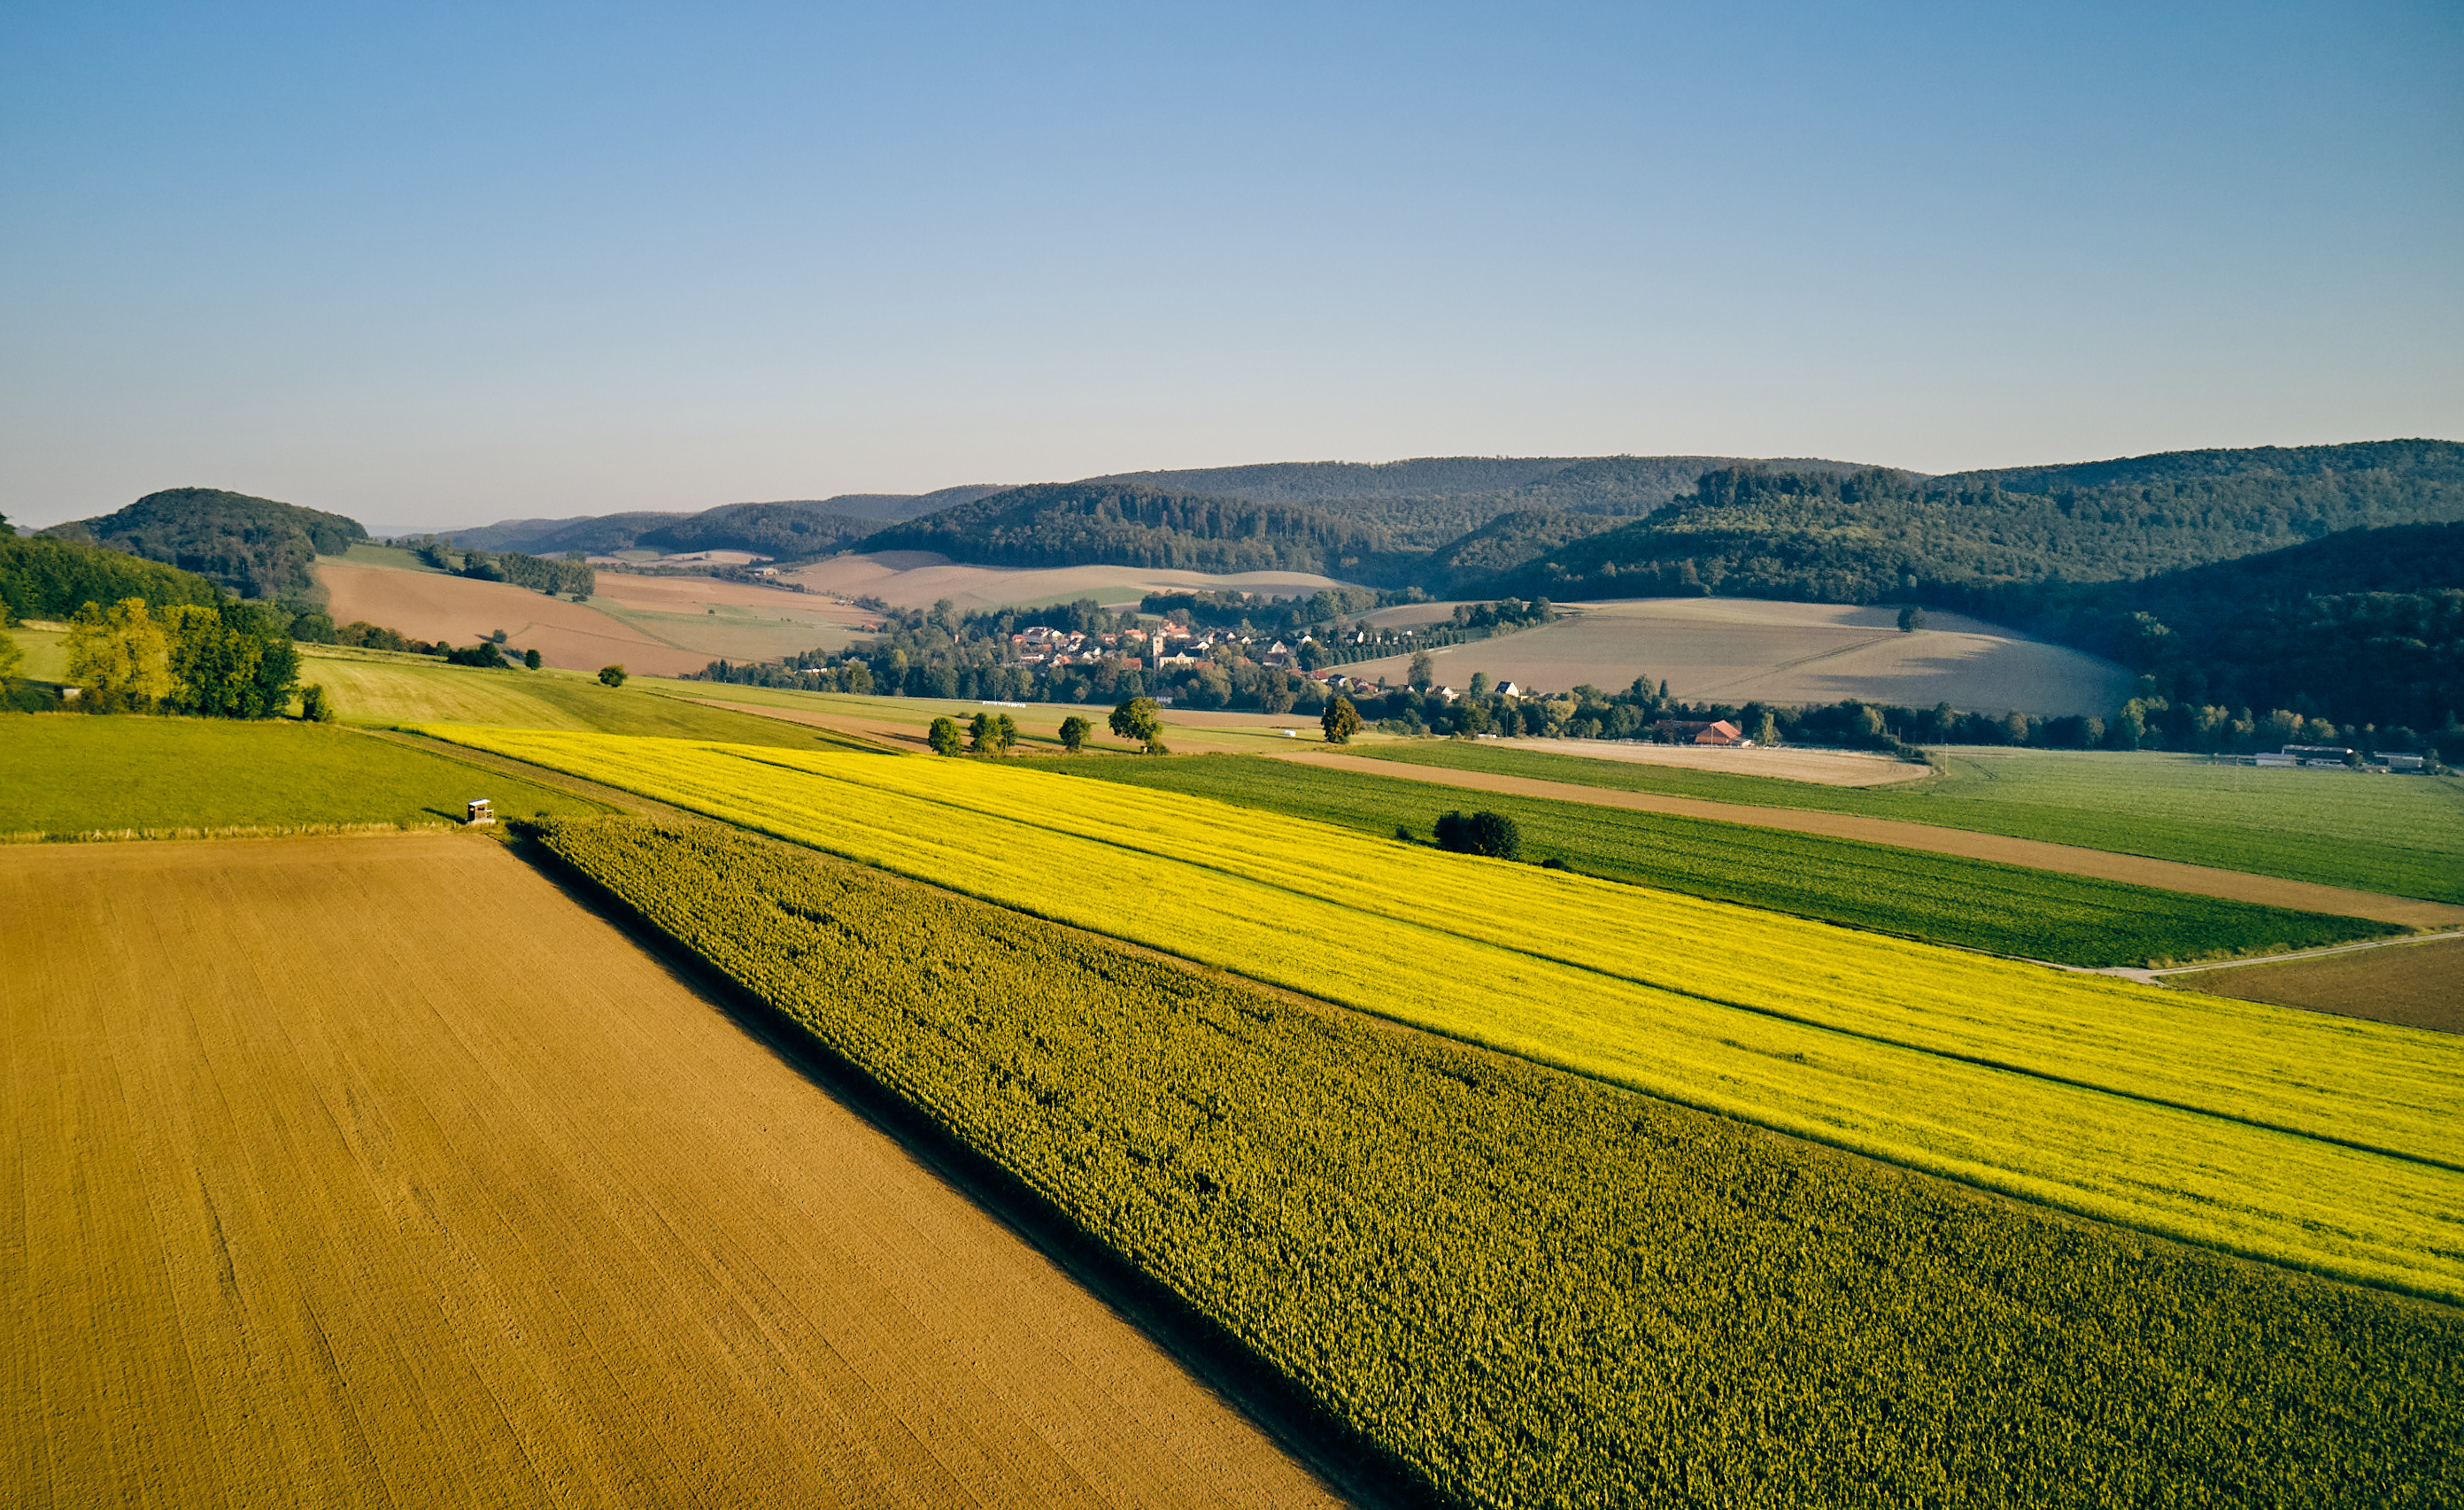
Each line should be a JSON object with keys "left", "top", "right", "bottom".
{"left": 503, "top": 825, "right": 1436, "bottom": 1510}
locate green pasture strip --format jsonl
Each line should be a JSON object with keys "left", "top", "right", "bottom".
{"left": 529, "top": 817, "right": 2464, "bottom": 1510}
{"left": 4, "top": 626, "right": 69, "bottom": 682}
{"left": 1349, "top": 743, "right": 2464, "bottom": 903}
{"left": 1053, "top": 756, "right": 2391, "bottom": 968}
{"left": 423, "top": 728, "right": 2464, "bottom": 1302}
{"left": 326, "top": 542, "right": 438, "bottom": 571}
{"left": 295, "top": 656, "right": 889, "bottom": 751}
{"left": 0, "top": 716, "right": 610, "bottom": 835}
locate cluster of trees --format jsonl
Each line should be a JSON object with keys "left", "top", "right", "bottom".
{"left": 40, "top": 488, "right": 365, "bottom": 598}
{"left": 406, "top": 536, "right": 595, "bottom": 597}
{"left": 1, "top": 528, "right": 226, "bottom": 623}
{"left": 56, "top": 597, "right": 300, "bottom": 717}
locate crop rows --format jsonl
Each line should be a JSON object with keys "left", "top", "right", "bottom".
{"left": 1046, "top": 753, "right": 2388, "bottom": 966}
{"left": 1351, "top": 741, "right": 2464, "bottom": 904}
{"left": 423, "top": 725, "right": 2464, "bottom": 1300}
{"left": 526, "top": 815, "right": 2463, "bottom": 1509}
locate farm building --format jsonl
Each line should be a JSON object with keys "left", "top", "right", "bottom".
{"left": 1655, "top": 719, "right": 1749, "bottom": 746}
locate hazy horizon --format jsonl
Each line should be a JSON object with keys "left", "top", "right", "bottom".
{"left": 6, "top": 1, "right": 2457, "bottom": 531}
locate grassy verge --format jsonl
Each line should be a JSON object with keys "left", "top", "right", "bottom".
{"left": 527, "top": 816, "right": 2463, "bottom": 1510}
{"left": 1048, "top": 755, "right": 2390, "bottom": 967}
{"left": 1348, "top": 743, "right": 2464, "bottom": 903}
{"left": 0, "top": 715, "right": 612, "bottom": 836}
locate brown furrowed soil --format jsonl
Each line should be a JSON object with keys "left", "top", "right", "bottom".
{"left": 318, "top": 559, "right": 711, "bottom": 674}
{"left": 1, "top": 835, "right": 1340, "bottom": 1509}
{"left": 2168, "top": 936, "right": 2464, "bottom": 1035}
{"left": 1284, "top": 750, "right": 2464, "bottom": 930}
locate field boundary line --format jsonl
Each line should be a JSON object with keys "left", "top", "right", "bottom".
{"left": 1294, "top": 748, "right": 2464, "bottom": 928}
{"left": 2128, "top": 929, "right": 2464, "bottom": 983}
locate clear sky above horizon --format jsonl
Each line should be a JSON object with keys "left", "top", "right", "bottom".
{"left": 4, "top": 1, "right": 2458, "bottom": 532}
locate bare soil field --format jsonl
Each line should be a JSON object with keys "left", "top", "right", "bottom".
{"left": 1, "top": 835, "right": 1339, "bottom": 1509}
{"left": 317, "top": 560, "right": 711, "bottom": 674}
{"left": 1287, "top": 750, "right": 2464, "bottom": 930}
{"left": 1470, "top": 736, "right": 1928, "bottom": 787}
{"left": 1342, "top": 598, "right": 2133, "bottom": 717}
{"left": 784, "top": 551, "right": 1349, "bottom": 612}
{"left": 316, "top": 561, "right": 861, "bottom": 674}
{"left": 2168, "top": 936, "right": 2464, "bottom": 1035}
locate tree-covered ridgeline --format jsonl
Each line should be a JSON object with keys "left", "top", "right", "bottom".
{"left": 404, "top": 535, "right": 597, "bottom": 597}
{"left": 41, "top": 488, "right": 367, "bottom": 598}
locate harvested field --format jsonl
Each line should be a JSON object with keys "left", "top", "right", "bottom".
{"left": 0, "top": 835, "right": 1339, "bottom": 1508}
{"left": 784, "top": 551, "right": 1349, "bottom": 612}
{"left": 1470, "top": 736, "right": 1927, "bottom": 787}
{"left": 2169, "top": 936, "right": 2464, "bottom": 1035}
{"left": 316, "top": 559, "right": 710, "bottom": 674}
{"left": 1293, "top": 749, "right": 2464, "bottom": 929}
{"left": 1340, "top": 598, "right": 2132, "bottom": 717}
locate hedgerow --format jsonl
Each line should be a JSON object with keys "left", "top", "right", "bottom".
{"left": 527, "top": 816, "right": 2464, "bottom": 1510}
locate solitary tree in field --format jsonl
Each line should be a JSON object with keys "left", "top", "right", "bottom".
{"left": 969, "top": 711, "right": 1019, "bottom": 755}
{"left": 1897, "top": 605, "right": 1927, "bottom": 632}
{"left": 598, "top": 664, "right": 628, "bottom": 687}
{"left": 1321, "top": 695, "right": 1362, "bottom": 745}
{"left": 1109, "top": 697, "right": 1165, "bottom": 753}
{"left": 928, "top": 716, "right": 963, "bottom": 756}
{"left": 298, "top": 684, "right": 337, "bottom": 722}
{"left": 1434, "top": 810, "right": 1520, "bottom": 859}
{"left": 995, "top": 713, "right": 1018, "bottom": 753}
{"left": 969, "top": 711, "right": 994, "bottom": 752}
{"left": 1058, "top": 714, "right": 1092, "bottom": 753}
{"left": 1408, "top": 650, "right": 1434, "bottom": 691}
{"left": 524, "top": 648, "right": 543, "bottom": 670}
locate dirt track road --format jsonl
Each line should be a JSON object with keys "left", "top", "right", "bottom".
{"left": 1277, "top": 750, "right": 2464, "bottom": 930}
{"left": 2, "top": 835, "right": 1340, "bottom": 1509}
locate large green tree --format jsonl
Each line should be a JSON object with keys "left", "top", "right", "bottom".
{"left": 1108, "top": 697, "right": 1165, "bottom": 753}
{"left": 1321, "top": 696, "right": 1363, "bottom": 744}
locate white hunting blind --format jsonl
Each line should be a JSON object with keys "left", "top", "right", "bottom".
{"left": 466, "top": 799, "right": 496, "bottom": 826}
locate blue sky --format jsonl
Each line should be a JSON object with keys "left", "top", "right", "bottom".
{"left": 4, "top": 1, "right": 2457, "bottom": 530}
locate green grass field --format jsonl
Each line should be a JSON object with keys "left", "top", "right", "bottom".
{"left": 296, "top": 652, "right": 891, "bottom": 750}
{"left": 5, "top": 625, "right": 68, "bottom": 682}
{"left": 535, "top": 816, "right": 2464, "bottom": 1509}
{"left": 1351, "top": 742, "right": 2464, "bottom": 903}
{"left": 1050, "top": 756, "right": 2394, "bottom": 967}
{"left": 0, "top": 716, "right": 611, "bottom": 836}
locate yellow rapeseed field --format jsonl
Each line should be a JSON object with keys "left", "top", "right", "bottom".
{"left": 420, "top": 726, "right": 2464, "bottom": 1300}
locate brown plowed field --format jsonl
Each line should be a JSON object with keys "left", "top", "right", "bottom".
{"left": 1, "top": 835, "right": 1340, "bottom": 1509}
{"left": 2170, "top": 936, "right": 2464, "bottom": 1035}
{"left": 318, "top": 560, "right": 711, "bottom": 674}
{"left": 1282, "top": 751, "right": 2464, "bottom": 930}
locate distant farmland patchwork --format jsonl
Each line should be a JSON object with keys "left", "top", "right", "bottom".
{"left": 1343, "top": 598, "right": 2135, "bottom": 716}
{"left": 417, "top": 727, "right": 2464, "bottom": 1303}
{"left": 1, "top": 834, "right": 1341, "bottom": 1509}
{"left": 1354, "top": 742, "right": 2464, "bottom": 905}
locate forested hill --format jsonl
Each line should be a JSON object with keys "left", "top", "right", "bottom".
{"left": 441, "top": 484, "right": 1009, "bottom": 556}
{"left": 2, "top": 528, "right": 227, "bottom": 622}
{"left": 1956, "top": 520, "right": 2464, "bottom": 736}
{"left": 1474, "top": 441, "right": 2464, "bottom": 605}
{"left": 1086, "top": 454, "right": 1876, "bottom": 550}
{"left": 855, "top": 482, "right": 1407, "bottom": 578}
{"left": 42, "top": 488, "right": 365, "bottom": 598}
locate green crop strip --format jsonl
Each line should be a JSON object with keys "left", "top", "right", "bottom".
{"left": 1345, "top": 743, "right": 2464, "bottom": 903}
{"left": 1045, "top": 754, "right": 2390, "bottom": 967}
{"left": 527, "top": 817, "right": 2464, "bottom": 1510}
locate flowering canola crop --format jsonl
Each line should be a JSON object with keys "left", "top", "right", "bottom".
{"left": 422, "top": 725, "right": 2464, "bottom": 1300}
